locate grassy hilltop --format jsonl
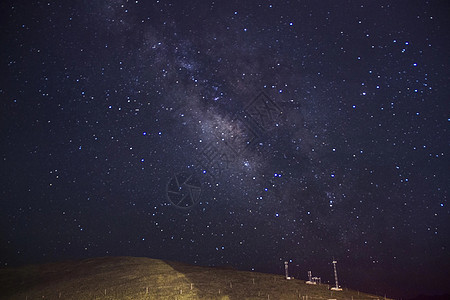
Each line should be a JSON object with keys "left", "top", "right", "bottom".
{"left": 0, "top": 256, "right": 390, "bottom": 300}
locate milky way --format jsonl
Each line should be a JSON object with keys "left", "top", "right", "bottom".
{"left": 1, "top": 1, "right": 449, "bottom": 298}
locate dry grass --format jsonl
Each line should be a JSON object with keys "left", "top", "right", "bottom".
{"left": 0, "top": 256, "right": 389, "bottom": 300}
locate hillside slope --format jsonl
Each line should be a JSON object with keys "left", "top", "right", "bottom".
{"left": 0, "top": 256, "right": 389, "bottom": 300}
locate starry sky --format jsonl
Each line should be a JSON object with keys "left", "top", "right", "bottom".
{"left": 1, "top": 0, "right": 449, "bottom": 298}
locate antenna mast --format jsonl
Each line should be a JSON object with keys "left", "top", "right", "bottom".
{"left": 306, "top": 270, "right": 316, "bottom": 284}
{"left": 284, "top": 261, "right": 293, "bottom": 280}
{"left": 330, "top": 260, "right": 343, "bottom": 291}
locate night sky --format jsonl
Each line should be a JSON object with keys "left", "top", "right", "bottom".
{"left": 1, "top": 0, "right": 449, "bottom": 298}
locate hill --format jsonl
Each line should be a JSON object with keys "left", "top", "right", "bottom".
{"left": 0, "top": 256, "right": 390, "bottom": 300}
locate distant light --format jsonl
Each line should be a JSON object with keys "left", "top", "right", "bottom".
{"left": 203, "top": 170, "right": 207, "bottom": 174}
{"left": 143, "top": 132, "right": 147, "bottom": 135}
{"left": 274, "top": 173, "right": 278, "bottom": 177}
{"left": 158, "top": 132, "right": 162, "bottom": 135}
{"left": 275, "top": 213, "right": 279, "bottom": 217}
{"left": 289, "top": 22, "right": 293, "bottom": 26}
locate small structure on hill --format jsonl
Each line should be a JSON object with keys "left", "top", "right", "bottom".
{"left": 306, "top": 270, "right": 321, "bottom": 284}
{"left": 312, "top": 276, "right": 321, "bottom": 284}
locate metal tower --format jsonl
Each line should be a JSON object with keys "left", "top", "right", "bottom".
{"left": 330, "top": 260, "right": 343, "bottom": 291}
{"left": 306, "top": 270, "right": 316, "bottom": 285}
{"left": 284, "top": 261, "right": 293, "bottom": 279}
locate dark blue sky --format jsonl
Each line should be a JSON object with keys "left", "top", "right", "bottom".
{"left": 1, "top": 0, "right": 449, "bottom": 298}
